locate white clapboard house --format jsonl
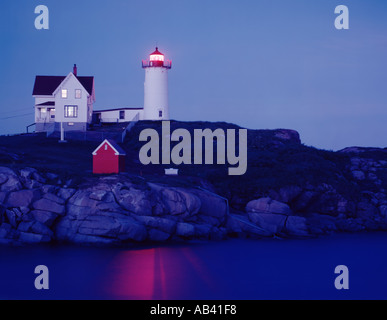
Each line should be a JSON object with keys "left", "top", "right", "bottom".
{"left": 32, "top": 65, "right": 95, "bottom": 132}
{"left": 32, "top": 47, "right": 171, "bottom": 134}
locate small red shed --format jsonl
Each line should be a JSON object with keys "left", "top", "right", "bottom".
{"left": 92, "top": 139, "right": 126, "bottom": 174}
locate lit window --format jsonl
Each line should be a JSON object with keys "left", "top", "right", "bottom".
{"left": 64, "top": 105, "right": 78, "bottom": 118}
{"left": 75, "top": 89, "right": 82, "bottom": 99}
{"left": 150, "top": 54, "right": 164, "bottom": 62}
{"left": 61, "top": 89, "right": 68, "bottom": 98}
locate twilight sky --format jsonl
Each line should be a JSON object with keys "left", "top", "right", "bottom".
{"left": 0, "top": 0, "right": 386, "bottom": 150}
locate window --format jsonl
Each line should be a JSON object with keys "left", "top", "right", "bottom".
{"left": 159, "top": 110, "right": 163, "bottom": 118}
{"left": 61, "top": 89, "right": 68, "bottom": 99}
{"left": 119, "top": 110, "right": 125, "bottom": 120}
{"left": 64, "top": 105, "right": 78, "bottom": 118}
{"left": 150, "top": 54, "right": 164, "bottom": 62}
{"left": 75, "top": 89, "right": 82, "bottom": 99}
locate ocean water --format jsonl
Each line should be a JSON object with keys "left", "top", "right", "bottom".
{"left": 0, "top": 233, "right": 387, "bottom": 300}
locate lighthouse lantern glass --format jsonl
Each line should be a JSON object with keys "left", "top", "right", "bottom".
{"left": 150, "top": 54, "right": 164, "bottom": 62}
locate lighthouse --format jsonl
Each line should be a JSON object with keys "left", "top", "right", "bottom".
{"left": 142, "top": 47, "right": 172, "bottom": 120}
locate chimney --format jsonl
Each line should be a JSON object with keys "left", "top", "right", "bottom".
{"left": 73, "top": 64, "right": 77, "bottom": 76}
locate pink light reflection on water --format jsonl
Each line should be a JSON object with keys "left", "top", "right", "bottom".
{"left": 103, "top": 246, "right": 217, "bottom": 300}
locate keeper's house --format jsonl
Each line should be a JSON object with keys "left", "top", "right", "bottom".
{"left": 32, "top": 64, "right": 95, "bottom": 132}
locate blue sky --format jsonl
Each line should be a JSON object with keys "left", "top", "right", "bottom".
{"left": 0, "top": 0, "right": 386, "bottom": 150}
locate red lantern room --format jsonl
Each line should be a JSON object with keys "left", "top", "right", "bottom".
{"left": 142, "top": 47, "right": 171, "bottom": 69}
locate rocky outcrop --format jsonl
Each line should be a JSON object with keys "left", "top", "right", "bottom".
{"left": 0, "top": 148, "right": 387, "bottom": 245}
{"left": 0, "top": 168, "right": 229, "bottom": 245}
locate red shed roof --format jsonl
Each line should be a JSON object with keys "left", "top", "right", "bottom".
{"left": 92, "top": 139, "right": 126, "bottom": 156}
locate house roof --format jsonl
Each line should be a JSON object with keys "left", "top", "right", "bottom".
{"left": 92, "top": 139, "right": 126, "bottom": 156}
{"left": 76, "top": 76, "right": 94, "bottom": 95}
{"left": 36, "top": 101, "right": 55, "bottom": 106}
{"left": 33, "top": 75, "right": 94, "bottom": 96}
{"left": 93, "top": 107, "right": 143, "bottom": 113}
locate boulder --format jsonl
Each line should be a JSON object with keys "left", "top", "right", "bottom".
{"left": 0, "top": 175, "right": 22, "bottom": 192}
{"left": 380, "top": 205, "right": 387, "bottom": 218}
{"left": 6, "top": 189, "right": 40, "bottom": 208}
{"left": 31, "top": 210, "right": 58, "bottom": 227}
{"left": 292, "top": 191, "right": 318, "bottom": 212}
{"left": 133, "top": 215, "right": 176, "bottom": 234}
{"left": 24, "top": 179, "right": 43, "bottom": 190}
{"left": 0, "top": 167, "right": 17, "bottom": 176}
{"left": 356, "top": 201, "right": 378, "bottom": 219}
{"left": 69, "top": 233, "right": 117, "bottom": 245}
{"left": 0, "top": 174, "right": 8, "bottom": 185}
{"left": 18, "top": 221, "right": 53, "bottom": 237}
{"left": 284, "top": 216, "right": 309, "bottom": 236}
{"left": 41, "top": 185, "right": 59, "bottom": 194}
{"left": 32, "top": 172, "right": 46, "bottom": 184}
{"left": 197, "top": 214, "right": 221, "bottom": 227}
{"left": 57, "top": 188, "right": 76, "bottom": 201}
{"left": 19, "top": 167, "right": 37, "bottom": 179}
{"left": 0, "top": 223, "right": 12, "bottom": 238}
{"left": 176, "top": 222, "right": 195, "bottom": 237}
{"left": 192, "top": 189, "right": 226, "bottom": 219}
{"left": 148, "top": 228, "right": 170, "bottom": 241}
{"left": 5, "top": 210, "right": 18, "bottom": 228}
{"left": 46, "top": 172, "right": 59, "bottom": 181}
{"left": 278, "top": 186, "right": 303, "bottom": 203}
{"left": 274, "top": 129, "right": 301, "bottom": 143}
{"left": 249, "top": 212, "right": 287, "bottom": 234}
{"left": 89, "top": 190, "right": 107, "bottom": 201}
{"left": 43, "top": 192, "right": 65, "bottom": 205}
{"left": 115, "top": 187, "right": 153, "bottom": 216}
{"left": 194, "top": 224, "right": 213, "bottom": 238}
{"left": 210, "top": 227, "right": 227, "bottom": 240}
{"left": 0, "top": 191, "right": 7, "bottom": 204}
{"left": 118, "top": 219, "right": 147, "bottom": 242}
{"left": 336, "top": 218, "right": 365, "bottom": 232}
{"left": 248, "top": 212, "right": 287, "bottom": 234}
{"left": 18, "top": 232, "right": 51, "bottom": 244}
{"left": 305, "top": 213, "right": 337, "bottom": 235}
{"left": 68, "top": 190, "right": 100, "bottom": 207}
{"left": 246, "top": 198, "right": 292, "bottom": 216}
{"left": 160, "top": 188, "right": 201, "bottom": 217}
{"left": 77, "top": 215, "right": 122, "bottom": 237}
{"left": 352, "top": 170, "right": 366, "bottom": 181}
{"left": 33, "top": 198, "right": 65, "bottom": 215}
{"left": 309, "top": 192, "right": 342, "bottom": 216}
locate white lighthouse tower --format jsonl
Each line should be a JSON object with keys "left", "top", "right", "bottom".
{"left": 142, "top": 47, "right": 172, "bottom": 120}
